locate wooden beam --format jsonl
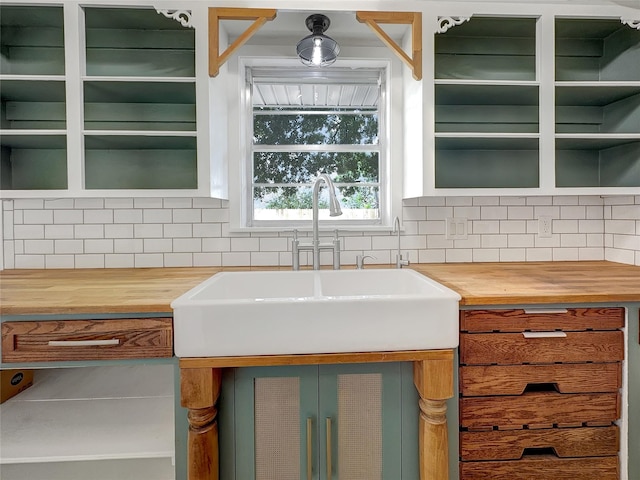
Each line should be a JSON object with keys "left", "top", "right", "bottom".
{"left": 209, "top": 7, "right": 277, "bottom": 77}
{"left": 356, "top": 11, "right": 422, "bottom": 81}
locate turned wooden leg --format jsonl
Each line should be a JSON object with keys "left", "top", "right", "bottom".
{"left": 414, "top": 351, "right": 454, "bottom": 480}
{"left": 181, "top": 367, "right": 223, "bottom": 480}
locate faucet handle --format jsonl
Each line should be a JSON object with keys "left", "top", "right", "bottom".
{"left": 396, "top": 253, "right": 410, "bottom": 268}
{"left": 356, "top": 255, "right": 376, "bottom": 269}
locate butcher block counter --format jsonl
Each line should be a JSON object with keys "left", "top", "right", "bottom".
{"left": 0, "top": 261, "right": 639, "bottom": 315}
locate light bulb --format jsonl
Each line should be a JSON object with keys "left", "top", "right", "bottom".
{"left": 311, "top": 37, "right": 323, "bottom": 66}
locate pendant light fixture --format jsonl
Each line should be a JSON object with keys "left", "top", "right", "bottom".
{"left": 296, "top": 14, "right": 340, "bottom": 67}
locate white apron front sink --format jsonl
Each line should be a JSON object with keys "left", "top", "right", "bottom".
{"left": 171, "top": 269, "right": 461, "bottom": 357}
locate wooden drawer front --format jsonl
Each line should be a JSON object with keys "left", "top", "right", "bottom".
{"left": 460, "top": 392, "right": 620, "bottom": 429}
{"left": 460, "top": 425, "right": 619, "bottom": 461}
{"left": 460, "top": 308, "right": 624, "bottom": 333}
{"left": 1, "top": 318, "right": 172, "bottom": 362}
{"left": 460, "top": 331, "right": 623, "bottom": 365}
{"left": 460, "top": 363, "right": 622, "bottom": 396}
{"left": 460, "top": 455, "right": 619, "bottom": 480}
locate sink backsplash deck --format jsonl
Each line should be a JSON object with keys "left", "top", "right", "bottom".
{"left": 1, "top": 195, "right": 639, "bottom": 269}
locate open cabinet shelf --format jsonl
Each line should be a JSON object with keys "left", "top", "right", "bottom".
{"left": 0, "top": 364, "right": 175, "bottom": 480}
{"left": 554, "top": 17, "right": 640, "bottom": 189}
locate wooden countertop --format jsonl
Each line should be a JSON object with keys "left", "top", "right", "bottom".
{"left": 0, "top": 261, "right": 639, "bottom": 316}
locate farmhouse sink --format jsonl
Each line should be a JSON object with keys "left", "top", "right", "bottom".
{"left": 171, "top": 269, "right": 461, "bottom": 357}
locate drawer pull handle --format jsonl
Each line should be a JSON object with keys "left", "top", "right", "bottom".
{"left": 47, "top": 339, "right": 120, "bottom": 347}
{"left": 522, "top": 331, "right": 567, "bottom": 339}
{"left": 523, "top": 308, "right": 568, "bottom": 314}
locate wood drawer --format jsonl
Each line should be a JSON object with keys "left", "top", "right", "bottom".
{"left": 460, "top": 455, "right": 619, "bottom": 480}
{"left": 460, "top": 425, "right": 619, "bottom": 461}
{"left": 460, "top": 363, "right": 622, "bottom": 396}
{"left": 460, "top": 391, "right": 620, "bottom": 429}
{"left": 1, "top": 318, "right": 172, "bottom": 362}
{"left": 460, "top": 330, "right": 624, "bottom": 365}
{"left": 460, "top": 308, "right": 624, "bottom": 333}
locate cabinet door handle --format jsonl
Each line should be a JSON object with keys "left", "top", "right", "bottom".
{"left": 47, "top": 339, "right": 120, "bottom": 347}
{"left": 523, "top": 308, "right": 568, "bottom": 314}
{"left": 326, "top": 417, "right": 332, "bottom": 479}
{"left": 306, "top": 417, "right": 313, "bottom": 480}
{"left": 522, "top": 331, "right": 567, "bottom": 339}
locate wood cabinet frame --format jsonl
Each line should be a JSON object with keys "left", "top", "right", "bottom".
{"left": 180, "top": 349, "right": 454, "bottom": 480}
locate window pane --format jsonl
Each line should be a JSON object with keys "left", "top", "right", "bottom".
{"left": 253, "top": 152, "right": 379, "bottom": 184}
{"left": 253, "top": 186, "right": 379, "bottom": 222}
{"left": 254, "top": 112, "right": 378, "bottom": 145}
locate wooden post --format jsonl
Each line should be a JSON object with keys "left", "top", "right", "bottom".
{"left": 181, "top": 368, "right": 223, "bottom": 480}
{"left": 414, "top": 351, "right": 454, "bottom": 480}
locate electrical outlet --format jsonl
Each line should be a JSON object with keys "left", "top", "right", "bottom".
{"left": 538, "top": 216, "right": 552, "bottom": 238}
{"left": 446, "top": 217, "right": 468, "bottom": 240}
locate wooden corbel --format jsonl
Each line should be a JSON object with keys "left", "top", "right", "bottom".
{"left": 356, "top": 11, "right": 422, "bottom": 81}
{"left": 209, "top": 7, "right": 277, "bottom": 77}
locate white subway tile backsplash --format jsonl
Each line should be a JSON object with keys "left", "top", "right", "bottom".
{"left": 74, "top": 199, "right": 104, "bottom": 209}
{"left": 14, "top": 225, "right": 44, "bottom": 239}
{"left": 164, "top": 253, "right": 193, "bottom": 267}
{"left": 45, "top": 255, "right": 74, "bottom": 269}
{"left": 15, "top": 254, "right": 45, "bottom": 268}
{"left": 3, "top": 194, "right": 637, "bottom": 269}
{"left": 24, "top": 240, "right": 54, "bottom": 254}
{"left": 193, "top": 252, "right": 222, "bottom": 266}
{"left": 143, "top": 238, "right": 173, "bottom": 253}
{"left": 55, "top": 239, "right": 83, "bottom": 254}
{"left": 44, "top": 198, "right": 74, "bottom": 209}
{"left": 173, "top": 209, "right": 201, "bottom": 223}
{"left": 105, "top": 254, "right": 135, "bottom": 268}
{"left": 114, "top": 238, "right": 143, "bottom": 254}
{"left": 231, "top": 237, "right": 260, "bottom": 252}
{"left": 114, "top": 209, "right": 143, "bottom": 224}
{"left": 174, "top": 238, "right": 202, "bottom": 253}
{"left": 163, "top": 198, "right": 192, "bottom": 209}
{"left": 104, "top": 224, "right": 134, "bottom": 239}
{"left": 54, "top": 210, "right": 83, "bottom": 224}
{"left": 164, "top": 224, "right": 193, "bottom": 238}
{"left": 134, "top": 198, "right": 163, "bottom": 209}
{"left": 134, "top": 253, "right": 164, "bottom": 268}
{"left": 84, "top": 210, "right": 113, "bottom": 224}
{"left": 134, "top": 224, "right": 163, "bottom": 238}
{"left": 74, "top": 224, "right": 104, "bottom": 239}
{"left": 75, "top": 254, "right": 105, "bottom": 269}
{"left": 143, "top": 209, "right": 172, "bottom": 224}
{"left": 85, "top": 239, "right": 114, "bottom": 254}
{"left": 105, "top": 198, "right": 134, "bottom": 209}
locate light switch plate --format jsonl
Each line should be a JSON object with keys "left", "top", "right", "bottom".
{"left": 446, "top": 217, "right": 468, "bottom": 240}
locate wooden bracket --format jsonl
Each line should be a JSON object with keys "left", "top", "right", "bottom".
{"left": 209, "top": 7, "right": 277, "bottom": 77}
{"left": 356, "top": 11, "right": 422, "bottom": 81}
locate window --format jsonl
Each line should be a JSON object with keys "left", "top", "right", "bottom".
{"left": 244, "top": 66, "right": 388, "bottom": 228}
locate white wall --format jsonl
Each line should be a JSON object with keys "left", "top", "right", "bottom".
{"left": 2, "top": 194, "right": 638, "bottom": 269}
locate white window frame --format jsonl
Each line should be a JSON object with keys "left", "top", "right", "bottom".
{"left": 227, "top": 54, "right": 403, "bottom": 232}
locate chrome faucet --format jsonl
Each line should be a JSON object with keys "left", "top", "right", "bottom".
{"left": 392, "top": 216, "right": 409, "bottom": 268}
{"left": 292, "top": 174, "right": 343, "bottom": 270}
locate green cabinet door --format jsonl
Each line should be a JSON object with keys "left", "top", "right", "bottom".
{"left": 221, "top": 363, "right": 418, "bottom": 480}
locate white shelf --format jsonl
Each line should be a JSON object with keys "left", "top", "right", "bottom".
{"left": 0, "top": 365, "right": 174, "bottom": 465}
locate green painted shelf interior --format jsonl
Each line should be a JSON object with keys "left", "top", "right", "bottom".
{"left": 84, "top": 7, "right": 195, "bottom": 78}
{"left": 435, "top": 16, "right": 537, "bottom": 81}
{"left": 555, "top": 18, "right": 640, "bottom": 188}
{"left": 82, "top": 7, "right": 198, "bottom": 191}
{"left": 0, "top": 5, "right": 67, "bottom": 191}
{"left": 434, "top": 16, "right": 539, "bottom": 189}
{"left": 0, "top": 5, "right": 65, "bottom": 75}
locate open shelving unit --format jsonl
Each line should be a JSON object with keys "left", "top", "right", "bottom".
{"left": 433, "top": 16, "right": 540, "bottom": 190}
{"left": 82, "top": 6, "right": 197, "bottom": 192}
{"left": 0, "top": 364, "right": 175, "bottom": 480}
{"left": 555, "top": 17, "right": 640, "bottom": 189}
{"left": 0, "top": 5, "right": 67, "bottom": 191}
